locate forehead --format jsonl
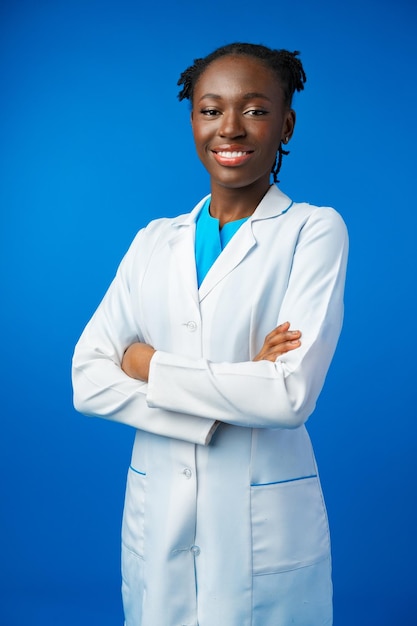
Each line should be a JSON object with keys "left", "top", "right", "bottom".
{"left": 193, "top": 54, "right": 284, "bottom": 102}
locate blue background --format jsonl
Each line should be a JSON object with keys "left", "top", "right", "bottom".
{"left": 1, "top": 0, "right": 416, "bottom": 624}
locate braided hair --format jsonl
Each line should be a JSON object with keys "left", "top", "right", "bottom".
{"left": 177, "top": 43, "right": 307, "bottom": 182}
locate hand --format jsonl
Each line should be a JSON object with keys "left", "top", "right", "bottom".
{"left": 121, "top": 342, "right": 156, "bottom": 382}
{"left": 253, "top": 322, "right": 301, "bottom": 362}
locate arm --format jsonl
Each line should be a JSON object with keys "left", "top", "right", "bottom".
{"left": 121, "top": 322, "right": 302, "bottom": 380}
{"left": 145, "top": 208, "right": 348, "bottom": 429}
{"left": 72, "top": 229, "right": 219, "bottom": 445}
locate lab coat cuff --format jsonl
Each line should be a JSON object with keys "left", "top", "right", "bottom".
{"left": 148, "top": 351, "right": 218, "bottom": 445}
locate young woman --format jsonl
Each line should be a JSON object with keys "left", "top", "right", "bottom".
{"left": 72, "top": 43, "right": 348, "bottom": 626}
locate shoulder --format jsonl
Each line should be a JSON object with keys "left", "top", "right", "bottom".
{"left": 287, "top": 203, "right": 349, "bottom": 265}
{"left": 258, "top": 186, "right": 348, "bottom": 244}
{"left": 123, "top": 195, "right": 209, "bottom": 259}
{"left": 291, "top": 201, "right": 348, "bottom": 235}
{"left": 256, "top": 185, "right": 347, "bottom": 235}
{"left": 267, "top": 187, "right": 349, "bottom": 257}
{"left": 132, "top": 194, "right": 209, "bottom": 242}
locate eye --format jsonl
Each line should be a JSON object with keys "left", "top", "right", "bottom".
{"left": 245, "top": 109, "right": 268, "bottom": 117}
{"left": 200, "top": 108, "right": 220, "bottom": 117}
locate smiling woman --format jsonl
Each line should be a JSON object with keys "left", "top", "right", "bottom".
{"left": 190, "top": 54, "right": 295, "bottom": 215}
{"left": 72, "top": 42, "right": 348, "bottom": 626}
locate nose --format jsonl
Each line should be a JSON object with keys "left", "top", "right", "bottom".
{"left": 219, "top": 110, "right": 246, "bottom": 138}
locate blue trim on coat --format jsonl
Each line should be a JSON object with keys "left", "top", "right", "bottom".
{"left": 251, "top": 473, "right": 317, "bottom": 487}
{"left": 129, "top": 465, "right": 146, "bottom": 476}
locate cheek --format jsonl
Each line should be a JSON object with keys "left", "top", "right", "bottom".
{"left": 191, "top": 124, "right": 205, "bottom": 146}
{"left": 270, "top": 125, "right": 284, "bottom": 152}
{"left": 261, "top": 132, "right": 281, "bottom": 157}
{"left": 192, "top": 128, "right": 212, "bottom": 160}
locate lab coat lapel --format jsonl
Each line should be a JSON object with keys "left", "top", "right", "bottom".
{"left": 198, "top": 185, "right": 293, "bottom": 302}
{"left": 198, "top": 224, "right": 256, "bottom": 301}
{"left": 168, "top": 197, "right": 210, "bottom": 308}
{"left": 168, "top": 223, "right": 200, "bottom": 308}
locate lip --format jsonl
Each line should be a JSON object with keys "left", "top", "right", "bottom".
{"left": 211, "top": 144, "right": 254, "bottom": 167}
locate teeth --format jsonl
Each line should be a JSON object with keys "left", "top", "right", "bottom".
{"left": 217, "top": 151, "right": 248, "bottom": 158}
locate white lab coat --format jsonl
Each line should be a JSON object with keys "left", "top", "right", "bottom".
{"left": 72, "top": 184, "right": 348, "bottom": 626}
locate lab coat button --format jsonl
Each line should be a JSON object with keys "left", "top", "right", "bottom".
{"left": 186, "top": 321, "right": 197, "bottom": 332}
{"left": 182, "top": 468, "right": 192, "bottom": 479}
{"left": 190, "top": 545, "right": 200, "bottom": 556}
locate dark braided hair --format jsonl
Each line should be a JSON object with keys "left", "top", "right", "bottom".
{"left": 177, "top": 43, "right": 307, "bottom": 182}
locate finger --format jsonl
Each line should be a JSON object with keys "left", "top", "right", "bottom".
{"left": 276, "top": 321, "right": 291, "bottom": 331}
{"left": 274, "top": 338, "right": 301, "bottom": 353}
{"left": 264, "top": 322, "right": 290, "bottom": 341}
{"left": 260, "top": 339, "right": 302, "bottom": 361}
{"left": 268, "top": 324, "right": 301, "bottom": 339}
{"left": 265, "top": 329, "right": 301, "bottom": 347}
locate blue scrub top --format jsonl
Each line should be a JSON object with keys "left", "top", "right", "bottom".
{"left": 195, "top": 198, "right": 248, "bottom": 288}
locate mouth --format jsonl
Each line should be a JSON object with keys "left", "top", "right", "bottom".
{"left": 215, "top": 150, "right": 251, "bottom": 158}
{"left": 211, "top": 146, "right": 254, "bottom": 166}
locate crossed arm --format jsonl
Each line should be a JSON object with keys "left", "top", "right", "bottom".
{"left": 73, "top": 207, "right": 347, "bottom": 440}
{"left": 121, "top": 322, "right": 301, "bottom": 382}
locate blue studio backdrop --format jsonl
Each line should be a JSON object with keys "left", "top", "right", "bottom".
{"left": 1, "top": 1, "right": 416, "bottom": 624}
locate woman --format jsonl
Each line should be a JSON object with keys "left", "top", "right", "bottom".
{"left": 72, "top": 43, "right": 348, "bottom": 626}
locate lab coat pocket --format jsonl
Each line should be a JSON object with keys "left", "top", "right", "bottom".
{"left": 122, "top": 465, "right": 146, "bottom": 559}
{"left": 251, "top": 476, "right": 330, "bottom": 575}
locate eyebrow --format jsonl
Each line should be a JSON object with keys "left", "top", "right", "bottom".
{"left": 198, "top": 92, "right": 272, "bottom": 103}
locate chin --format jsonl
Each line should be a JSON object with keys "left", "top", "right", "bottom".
{"left": 212, "top": 172, "right": 271, "bottom": 191}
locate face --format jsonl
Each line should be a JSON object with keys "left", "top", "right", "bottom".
{"left": 191, "top": 54, "right": 295, "bottom": 193}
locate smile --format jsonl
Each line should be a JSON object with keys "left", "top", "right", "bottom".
{"left": 215, "top": 150, "right": 251, "bottom": 158}
{"left": 211, "top": 148, "right": 254, "bottom": 167}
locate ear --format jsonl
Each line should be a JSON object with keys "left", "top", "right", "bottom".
{"left": 190, "top": 110, "right": 194, "bottom": 123}
{"left": 281, "top": 109, "right": 296, "bottom": 143}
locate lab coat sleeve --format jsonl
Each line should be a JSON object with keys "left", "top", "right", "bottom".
{"left": 147, "top": 208, "right": 348, "bottom": 429}
{"left": 71, "top": 229, "right": 218, "bottom": 446}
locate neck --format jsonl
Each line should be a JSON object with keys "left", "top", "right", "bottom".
{"left": 209, "top": 180, "right": 272, "bottom": 228}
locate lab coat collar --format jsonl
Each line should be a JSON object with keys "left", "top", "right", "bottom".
{"left": 170, "top": 185, "right": 293, "bottom": 228}
{"left": 249, "top": 184, "right": 293, "bottom": 222}
{"left": 168, "top": 185, "right": 293, "bottom": 302}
